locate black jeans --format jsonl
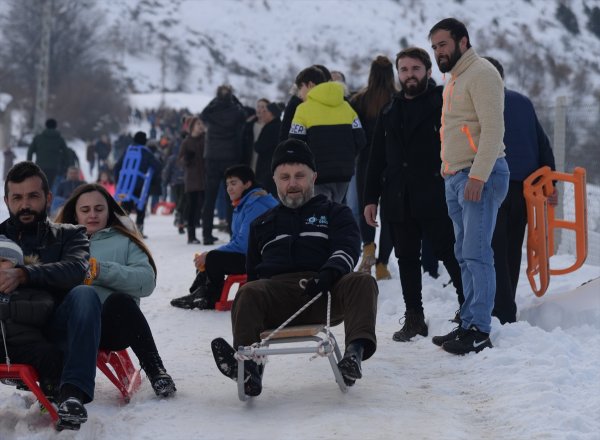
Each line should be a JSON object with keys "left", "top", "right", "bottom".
{"left": 185, "top": 190, "right": 205, "bottom": 241}
{"left": 121, "top": 200, "right": 148, "bottom": 229}
{"left": 189, "top": 250, "right": 246, "bottom": 304}
{"left": 389, "top": 203, "right": 464, "bottom": 313}
{"left": 491, "top": 181, "right": 527, "bottom": 324}
{"left": 99, "top": 293, "right": 158, "bottom": 360}
{"left": 202, "top": 160, "right": 234, "bottom": 241}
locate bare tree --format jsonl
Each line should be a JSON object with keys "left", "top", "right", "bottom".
{"left": 0, "top": 0, "right": 128, "bottom": 139}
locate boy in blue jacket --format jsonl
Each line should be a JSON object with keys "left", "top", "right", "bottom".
{"left": 170, "top": 165, "right": 279, "bottom": 310}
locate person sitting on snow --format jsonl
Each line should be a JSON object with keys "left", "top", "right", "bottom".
{"left": 211, "top": 139, "right": 378, "bottom": 397}
{"left": 170, "top": 164, "right": 279, "bottom": 310}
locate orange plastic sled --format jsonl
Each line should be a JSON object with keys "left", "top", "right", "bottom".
{"left": 523, "top": 166, "right": 587, "bottom": 297}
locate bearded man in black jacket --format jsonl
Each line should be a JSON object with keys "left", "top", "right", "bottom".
{"left": 364, "top": 47, "right": 464, "bottom": 343}
{"left": 0, "top": 161, "right": 100, "bottom": 429}
{"left": 211, "top": 139, "right": 378, "bottom": 397}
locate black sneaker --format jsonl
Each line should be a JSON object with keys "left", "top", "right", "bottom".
{"left": 211, "top": 338, "right": 263, "bottom": 396}
{"left": 187, "top": 238, "right": 201, "bottom": 244}
{"left": 203, "top": 236, "right": 219, "bottom": 245}
{"left": 392, "top": 310, "right": 428, "bottom": 342}
{"left": 170, "top": 289, "right": 214, "bottom": 310}
{"left": 57, "top": 397, "right": 87, "bottom": 426}
{"left": 441, "top": 325, "right": 493, "bottom": 355}
{"left": 432, "top": 326, "right": 467, "bottom": 346}
{"left": 1, "top": 378, "right": 27, "bottom": 389}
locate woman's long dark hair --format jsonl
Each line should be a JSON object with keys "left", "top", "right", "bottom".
{"left": 55, "top": 183, "right": 157, "bottom": 276}
{"left": 351, "top": 55, "right": 397, "bottom": 120}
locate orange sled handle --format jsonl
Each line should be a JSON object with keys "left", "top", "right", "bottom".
{"left": 523, "top": 166, "right": 587, "bottom": 297}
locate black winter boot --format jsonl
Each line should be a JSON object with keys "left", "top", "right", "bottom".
{"left": 56, "top": 384, "right": 88, "bottom": 430}
{"left": 243, "top": 360, "right": 263, "bottom": 397}
{"left": 139, "top": 352, "right": 177, "bottom": 397}
{"left": 338, "top": 340, "right": 364, "bottom": 386}
{"left": 392, "top": 310, "right": 428, "bottom": 342}
{"left": 211, "top": 338, "right": 263, "bottom": 397}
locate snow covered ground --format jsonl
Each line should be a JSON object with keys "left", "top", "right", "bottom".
{"left": 1, "top": 144, "right": 599, "bottom": 440}
{"left": 0, "top": 211, "right": 598, "bottom": 440}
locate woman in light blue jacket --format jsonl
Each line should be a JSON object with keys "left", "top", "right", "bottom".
{"left": 56, "top": 184, "right": 176, "bottom": 398}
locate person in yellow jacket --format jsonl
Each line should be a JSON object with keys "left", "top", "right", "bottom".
{"left": 428, "top": 18, "right": 509, "bottom": 355}
{"left": 289, "top": 66, "right": 366, "bottom": 203}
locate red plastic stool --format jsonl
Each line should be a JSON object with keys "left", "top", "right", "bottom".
{"left": 96, "top": 349, "right": 142, "bottom": 403}
{"left": 215, "top": 274, "right": 247, "bottom": 311}
{"left": 0, "top": 363, "right": 59, "bottom": 421}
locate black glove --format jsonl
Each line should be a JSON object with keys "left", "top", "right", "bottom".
{"left": 302, "top": 269, "right": 339, "bottom": 298}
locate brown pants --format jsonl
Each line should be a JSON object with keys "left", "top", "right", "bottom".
{"left": 231, "top": 271, "right": 378, "bottom": 360}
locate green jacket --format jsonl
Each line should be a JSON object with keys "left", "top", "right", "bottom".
{"left": 89, "top": 228, "right": 155, "bottom": 304}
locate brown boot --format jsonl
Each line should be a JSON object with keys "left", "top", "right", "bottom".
{"left": 357, "top": 242, "right": 376, "bottom": 274}
{"left": 375, "top": 262, "right": 391, "bottom": 280}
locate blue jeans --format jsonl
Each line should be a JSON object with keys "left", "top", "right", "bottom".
{"left": 444, "top": 158, "right": 509, "bottom": 333}
{"left": 49, "top": 285, "right": 102, "bottom": 402}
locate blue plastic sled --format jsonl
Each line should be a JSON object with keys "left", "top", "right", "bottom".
{"left": 114, "top": 146, "right": 154, "bottom": 211}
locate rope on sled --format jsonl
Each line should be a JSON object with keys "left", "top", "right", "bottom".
{"left": 237, "top": 279, "right": 334, "bottom": 363}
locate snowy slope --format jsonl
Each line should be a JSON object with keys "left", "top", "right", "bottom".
{"left": 0, "top": 144, "right": 599, "bottom": 439}
{"left": 97, "top": 0, "right": 600, "bottom": 104}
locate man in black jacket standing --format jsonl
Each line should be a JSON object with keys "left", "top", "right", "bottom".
{"left": 1, "top": 161, "right": 100, "bottom": 430}
{"left": 211, "top": 139, "right": 378, "bottom": 397}
{"left": 200, "top": 85, "right": 247, "bottom": 244}
{"left": 364, "top": 47, "right": 463, "bottom": 342}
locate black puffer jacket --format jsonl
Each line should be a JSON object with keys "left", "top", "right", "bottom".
{"left": 246, "top": 194, "right": 360, "bottom": 281}
{"left": 1, "top": 287, "right": 55, "bottom": 346}
{"left": 201, "top": 95, "right": 246, "bottom": 162}
{"left": 0, "top": 219, "right": 89, "bottom": 301}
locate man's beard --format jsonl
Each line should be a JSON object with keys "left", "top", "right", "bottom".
{"left": 401, "top": 74, "right": 429, "bottom": 97}
{"left": 278, "top": 186, "right": 314, "bottom": 209}
{"left": 9, "top": 207, "right": 47, "bottom": 230}
{"left": 437, "top": 45, "right": 462, "bottom": 73}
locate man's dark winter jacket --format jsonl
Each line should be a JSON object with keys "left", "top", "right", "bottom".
{"left": 254, "top": 117, "right": 281, "bottom": 195}
{"left": 178, "top": 134, "right": 205, "bottom": 192}
{"left": 365, "top": 84, "right": 447, "bottom": 222}
{"left": 503, "top": 88, "right": 555, "bottom": 181}
{"left": 201, "top": 95, "right": 246, "bottom": 162}
{"left": 0, "top": 219, "right": 89, "bottom": 301}
{"left": 246, "top": 194, "right": 360, "bottom": 281}
{"left": 26, "top": 128, "right": 68, "bottom": 172}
